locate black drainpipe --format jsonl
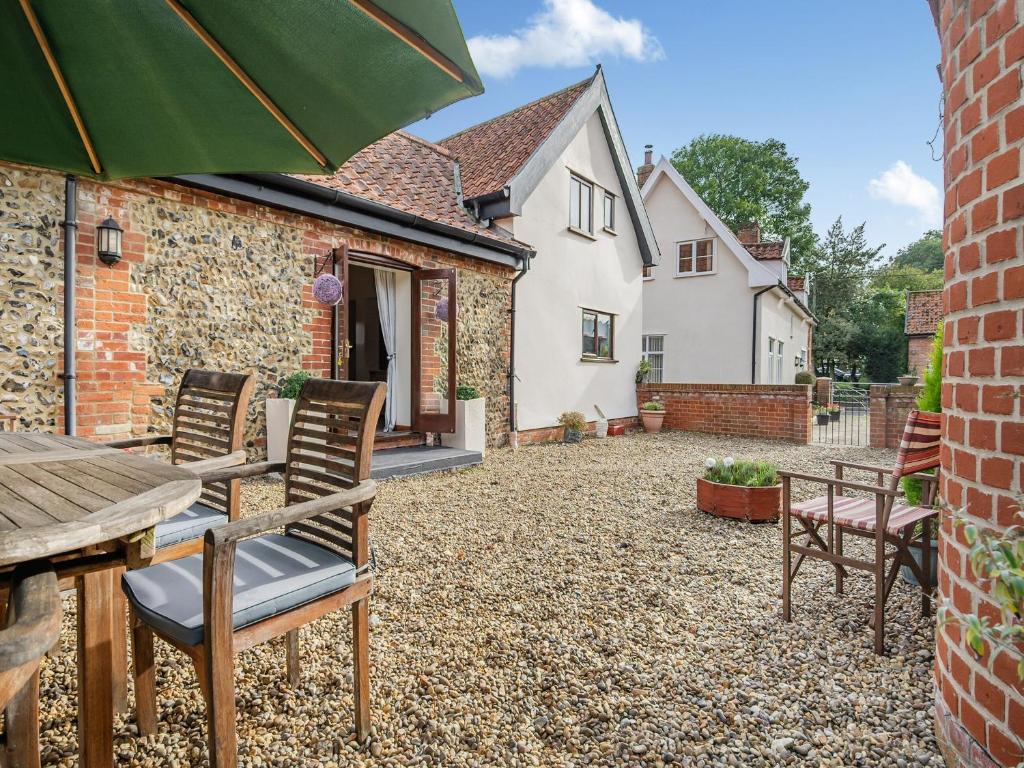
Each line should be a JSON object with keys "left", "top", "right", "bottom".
{"left": 750, "top": 285, "right": 774, "bottom": 384}
{"left": 62, "top": 175, "right": 78, "bottom": 436}
{"left": 508, "top": 253, "right": 532, "bottom": 432}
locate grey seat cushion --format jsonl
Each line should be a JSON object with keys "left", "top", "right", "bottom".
{"left": 122, "top": 534, "right": 357, "bottom": 646}
{"left": 155, "top": 502, "right": 228, "bottom": 549}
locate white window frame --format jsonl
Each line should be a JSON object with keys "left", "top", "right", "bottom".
{"left": 768, "top": 337, "right": 779, "bottom": 384}
{"left": 569, "top": 174, "right": 594, "bottom": 235}
{"left": 675, "top": 238, "right": 716, "bottom": 277}
{"left": 603, "top": 191, "right": 616, "bottom": 232}
{"left": 642, "top": 335, "right": 665, "bottom": 383}
{"left": 775, "top": 340, "right": 784, "bottom": 384}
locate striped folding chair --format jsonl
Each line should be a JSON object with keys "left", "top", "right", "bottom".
{"left": 780, "top": 410, "right": 942, "bottom": 654}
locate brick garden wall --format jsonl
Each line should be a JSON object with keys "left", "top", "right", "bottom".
{"left": 636, "top": 383, "right": 812, "bottom": 444}
{"left": 930, "top": 1, "right": 1024, "bottom": 765}
{"left": 868, "top": 383, "right": 923, "bottom": 448}
{"left": 0, "top": 162, "right": 515, "bottom": 453}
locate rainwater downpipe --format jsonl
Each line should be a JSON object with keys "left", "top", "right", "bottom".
{"left": 62, "top": 175, "right": 77, "bottom": 435}
{"left": 750, "top": 285, "right": 773, "bottom": 384}
{"left": 508, "top": 253, "right": 532, "bottom": 433}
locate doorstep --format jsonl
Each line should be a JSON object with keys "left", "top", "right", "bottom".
{"left": 371, "top": 445, "right": 482, "bottom": 480}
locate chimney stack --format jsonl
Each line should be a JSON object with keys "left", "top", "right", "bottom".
{"left": 736, "top": 221, "right": 761, "bottom": 244}
{"left": 637, "top": 144, "right": 654, "bottom": 188}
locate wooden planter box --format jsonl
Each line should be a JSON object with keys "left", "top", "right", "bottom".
{"left": 696, "top": 477, "right": 782, "bottom": 522}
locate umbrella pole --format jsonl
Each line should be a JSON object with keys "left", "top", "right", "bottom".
{"left": 62, "top": 175, "right": 77, "bottom": 436}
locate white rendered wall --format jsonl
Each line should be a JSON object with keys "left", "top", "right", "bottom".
{"left": 509, "top": 112, "right": 644, "bottom": 430}
{"left": 757, "top": 292, "right": 811, "bottom": 385}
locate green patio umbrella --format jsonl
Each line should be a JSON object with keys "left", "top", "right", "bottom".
{"left": 1, "top": 0, "right": 483, "bottom": 435}
{"left": 1, "top": 0, "right": 484, "bottom": 179}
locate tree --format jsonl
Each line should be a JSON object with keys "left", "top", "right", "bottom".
{"left": 870, "top": 264, "right": 944, "bottom": 293}
{"left": 891, "top": 229, "right": 943, "bottom": 272}
{"left": 670, "top": 134, "right": 817, "bottom": 267}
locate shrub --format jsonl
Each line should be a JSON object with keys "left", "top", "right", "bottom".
{"left": 636, "top": 359, "right": 652, "bottom": 384}
{"left": 905, "top": 321, "right": 943, "bottom": 504}
{"left": 794, "top": 370, "right": 815, "bottom": 385}
{"left": 704, "top": 457, "right": 779, "bottom": 487}
{"left": 280, "top": 371, "right": 312, "bottom": 400}
{"left": 456, "top": 384, "right": 481, "bottom": 400}
{"left": 557, "top": 411, "right": 586, "bottom": 432}
{"left": 640, "top": 400, "right": 665, "bottom": 411}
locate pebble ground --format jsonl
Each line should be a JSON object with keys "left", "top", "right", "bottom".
{"left": 34, "top": 432, "right": 939, "bottom": 767}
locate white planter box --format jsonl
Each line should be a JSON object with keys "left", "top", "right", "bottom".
{"left": 265, "top": 398, "right": 295, "bottom": 463}
{"left": 441, "top": 397, "right": 486, "bottom": 455}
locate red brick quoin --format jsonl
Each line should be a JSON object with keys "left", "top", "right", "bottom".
{"left": 930, "top": 1, "right": 1024, "bottom": 766}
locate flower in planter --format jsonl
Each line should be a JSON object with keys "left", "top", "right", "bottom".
{"left": 705, "top": 457, "right": 717, "bottom": 469}
{"left": 703, "top": 458, "right": 779, "bottom": 487}
{"left": 723, "top": 456, "right": 735, "bottom": 468}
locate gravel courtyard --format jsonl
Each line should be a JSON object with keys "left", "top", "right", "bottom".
{"left": 36, "top": 432, "right": 939, "bottom": 767}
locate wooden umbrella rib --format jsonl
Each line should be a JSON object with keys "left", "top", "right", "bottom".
{"left": 164, "top": 0, "right": 328, "bottom": 168}
{"left": 349, "top": 0, "right": 467, "bottom": 84}
{"left": 17, "top": 0, "right": 102, "bottom": 175}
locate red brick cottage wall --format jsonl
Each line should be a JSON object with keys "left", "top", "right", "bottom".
{"left": 930, "top": 1, "right": 1024, "bottom": 765}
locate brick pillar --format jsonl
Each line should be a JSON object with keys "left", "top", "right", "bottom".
{"left": 868, "top": 383, "right": 923, "bottom": 448}
{"left": 814, "top": 377, "right": 833, "bottom": 406}
{"left": 931, "top": 1, "right": 1023, "bottom": 765}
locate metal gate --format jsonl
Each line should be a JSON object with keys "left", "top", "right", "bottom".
{"left": 813, "top": 382, "right": 870, "bottom": 446}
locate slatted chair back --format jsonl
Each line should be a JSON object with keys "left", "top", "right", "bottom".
{"left": 283, "top": 379, "right": 386, "bottom": 564}
{"left": 170, "top": 369, "right": 255, "bottom": 519}
{"left": 0, "top": 563, "right": 61, "bottom": 709}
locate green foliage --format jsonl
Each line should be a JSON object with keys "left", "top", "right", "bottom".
{"left": 557, "top": 411, "right": 586, "bottom": 432}
{"left": 636, "top": 359, "right": 652, "bottom": 385}
{"left": 280, "top": 371, "right": 312, "bottom": 400}
{"left": 871, "top": 264, "right": 944, "bottom": 293}
{"left": 640, "top": 400, "right": 665, "bottom": 411}
{"left": 904, "top": 324, "right": 943, "bottom": 504}
{"left": 669, "top": 134, "right": 816, "bottom": 266}
{"left": 794, "top": 370, "right": 814, "bottom": 385}
{"left": 892, "top": 229, "right": 943, "bottom": 272}
{"left": 814, "top": 405, "right": 828, "bottom": 415}
{"left": 943, "top": 506, "right": 1024, "bottom": 680}
{"left": 455, "top": 384, "right": 481, "bottom": 401}
{"left": 704, "top": 458, "right": 780, "bottom": 488}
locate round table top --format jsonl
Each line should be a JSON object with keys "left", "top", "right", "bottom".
{"left": 0, "top": 433, "right": 201, "bottom": 567}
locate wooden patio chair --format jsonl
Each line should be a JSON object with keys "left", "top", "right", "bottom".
{"left": 121, "top": 379, "right": 385, "bottom": 767}
{"left": 106, "top": 369, "right": 255, "bottom": 562}
{"left": 1, "top": 562, "right": 62, "bottom": 768}
{"left": 781, "top": 409, "right": 942, "bottom": 654}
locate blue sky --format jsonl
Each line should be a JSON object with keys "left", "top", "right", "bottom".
{"left": 411, "top": 0, "right": 943, "bottom": 257}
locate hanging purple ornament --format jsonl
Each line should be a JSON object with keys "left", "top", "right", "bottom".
{"left": 434, "top": 296, "right": 449, "bottom": 322}
{"left": 312, "top": 273, "right": 343, "bottom": 306}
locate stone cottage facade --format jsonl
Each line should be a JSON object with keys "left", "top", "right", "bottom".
{"left": 0, "top": 134, "right": 531, "bottom": 453}
{"left": 928, "top": 0, "right": 1024, "bottom": 765}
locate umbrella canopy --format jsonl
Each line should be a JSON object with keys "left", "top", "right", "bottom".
{"left": 1, "top": 0, "right": 483, "bottom": 180}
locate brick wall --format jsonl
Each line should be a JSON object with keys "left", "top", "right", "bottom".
{"left": 868, "top": 383, "right": 923, "bottom": 448}
{"left": 814, "top": 377, "right": 833, "bottom": 406}
{"left": 516, "top": 415, "right": 639, "bottom": 445}
{"left": 636, "top": 383, "right": 812, "bottom": 444}
{"left": 930, "top": 1, "right": 1024, "bottom": 766}
{"left": 909, "top": 335, "right": 937, "bottom": 374}
{"left": 0, "top": 162, "right": 515, "bottom": 453}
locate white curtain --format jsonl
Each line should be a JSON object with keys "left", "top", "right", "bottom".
{"left": 374, "top": 269, "right": 398, "bottom": 432}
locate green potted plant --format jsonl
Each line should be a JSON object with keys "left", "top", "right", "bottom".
{"left": 557, "top": 411, "right": 586, "bottom": 443}
{"left": 639, "top": 400, "right": 665, "bottom": 433}
{"left": 440, "top": 384, "right": 487, "bottom": 456}
{"left": 697, "top": 457, "right": 782, "bottom": 522}
{"left": 635, "top": 359, "right": 652, "bottom": 385}
{"left": 814, "top": 405, "right": 830, "bottom": 426}
{"left": 828, "top": 403, "right": 841, "bottom": 422}
{"left": 267, "top": 371, "right": 311, "bottom": 462}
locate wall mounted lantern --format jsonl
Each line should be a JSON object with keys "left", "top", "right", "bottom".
{"left": 96, "top": 217, "right": 123, "bottom": 266}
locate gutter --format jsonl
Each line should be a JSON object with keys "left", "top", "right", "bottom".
{"left": 751, "top": 286, "right": 773, "bottom": 384}
{"left": 508, "top": 252, "right": 532, "bottom": 434}
{"left": 172, "top": 173, "right": 533, "bottom": 269}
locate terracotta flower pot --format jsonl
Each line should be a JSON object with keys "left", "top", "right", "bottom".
{"left": 696, "top": 477, "right": 781, "bottom": 522}
{"left": 640, "top": 410, "right": 664, "bottom": 433}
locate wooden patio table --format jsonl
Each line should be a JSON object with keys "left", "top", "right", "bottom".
{"left": 0, "top": 432, "right": 201, "bottom": 768}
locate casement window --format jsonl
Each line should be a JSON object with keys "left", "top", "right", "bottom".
{"left": 582, "top": 309, "right": 613, "bottom": 359}
{"left": 768, "top": 337, "right": 784, "bottom": 383}
{"left": 603, "top": 192, "right": 615, "bottom": 232}
{"left": 570, "top": 175, "right": 593, "bottom": 234}
{"left": 800, "top": 347, "right": 808, "bottom": 369}
{"left": 642, "top": 265, "right": 654, "bottom": 280}
{"left": 642, "top": 335, "right": 665, "bottom": 383}
{"left": 676, "top": 238, "right": 715, "bottom": 276}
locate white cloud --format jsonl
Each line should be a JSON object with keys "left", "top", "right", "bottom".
{"left": 468, "top": 0, "right": 664, "bottom": 79}
{"left": 868, "top": 161, "right": 942, "bottom": 228}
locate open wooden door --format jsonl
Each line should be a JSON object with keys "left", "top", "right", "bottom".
{"left": 412, "top": 268, "right": 456, "bottom": 433}
{"left": 330, "top": 244, "right": 349, "bottom": 380}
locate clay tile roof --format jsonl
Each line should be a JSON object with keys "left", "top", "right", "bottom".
{"left": 905, "top": 290, "right": 944, "bottom": 336}
{"left": 294, "top": 131, "right": 522, "bottom": 248}
{"left": 787, "top": 276, "right": 805, "bottom": 292}
{"left": 438, "top": 75, "right": 594, "bottom": 200}
{"left": 746, "top": 241, "right": 785, "bottom": 261}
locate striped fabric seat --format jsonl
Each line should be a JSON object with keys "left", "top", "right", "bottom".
{"left": 792, "top": 495, "right": 935, "bottom": 535}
